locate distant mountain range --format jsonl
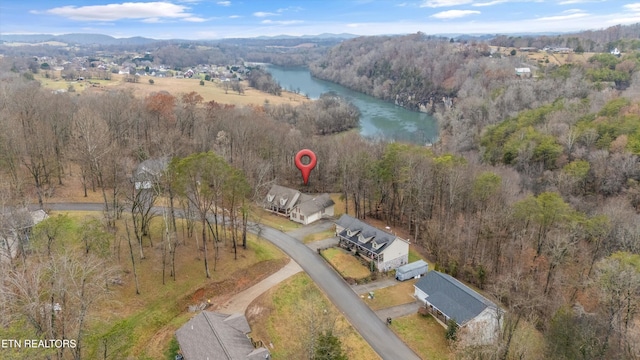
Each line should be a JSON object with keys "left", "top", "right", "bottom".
{"left": 0, "top": 32, "right": 360, "bottom": 46}
{"left": 0, "top": 33, "right": 158, "bottom": 46}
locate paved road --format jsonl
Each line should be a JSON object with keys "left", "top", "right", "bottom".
{"left": 253, "top": 225, "right": 420, "bottom": 360}
{"left": 43, "top": 203, "right": 420, "bottom": 360}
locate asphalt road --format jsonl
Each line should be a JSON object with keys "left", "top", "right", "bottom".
{"left": 254, "top": 225, "right": 420, "bottom": 360}
{"left": 42, "top": 203, "right": 420, "bottom": 360}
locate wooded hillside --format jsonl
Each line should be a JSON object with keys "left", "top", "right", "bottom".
{"left": 1, "top": 25, "right": 640, "bottom": 358}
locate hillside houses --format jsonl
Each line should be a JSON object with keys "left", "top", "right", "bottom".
{"left": 335, "top": 214, "right": 409, "bottom": 272}
{"left": 263, "top": 185, "right": 334, "bottom": 225}
{"left": 414, "top": 271, "right": 503, "bottom": 345}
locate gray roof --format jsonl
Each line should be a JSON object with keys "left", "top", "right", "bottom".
{"left": 175, "top": 311, "right": 269, "bottom": 360}
{"left": 415, "top": 271, "right": 497, "bottom": 325}
{"left": 134, "top": 157, "right": 168, "bottom": 180}
{"left": 296, "top": 193, "right": 334, "bottom": 216}
{"left": 264, "top": 184, "right": 301, "bottom": 212}
{"left": 335, "top": 214, "right": 397, "bottom": 255}
{"left": 396, "top": 260, "right": 428, "bottom": 274}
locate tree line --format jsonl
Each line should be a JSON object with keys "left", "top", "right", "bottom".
{"left": 2, "top": 31, "right": 640, "bottom": 358}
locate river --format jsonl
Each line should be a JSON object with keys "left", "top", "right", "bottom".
{"left": 266, "top": 66, "right": 438, "bottom": 144}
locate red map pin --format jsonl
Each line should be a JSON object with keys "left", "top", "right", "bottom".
{"left": 295, "top": 149, "right": 317, "bottom": 185}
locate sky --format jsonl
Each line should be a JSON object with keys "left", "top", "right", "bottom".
{"left": 1, "top": 0, "right": 640, "bottom": 39}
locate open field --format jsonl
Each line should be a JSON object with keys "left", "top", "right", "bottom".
{"left": 246, "top": 273, "right": 380, "bottom": 360}
{"left": 490, "top": 46, "right": 596, "bottom": 67}
{"left": 250, "top": 206, "right": 301, "bottom": 232}
{"left": 37, "top": 72, "right": 309, "bottom": 107}
{"left": 302, "top": 229, "right": 335, "bottom": 243}
{"left": 45, "top": 211, "right": 287, "bottom": 359}
{"left": 321, "top": 247, "right": 371, "bottom": 281}
{"left": 361, "top": 279, "right": 418, "bottom": 311}
{"left": 391, "top": 313, "right": 452, "bottom": 360}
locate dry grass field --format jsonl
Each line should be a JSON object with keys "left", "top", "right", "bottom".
{"left": 46, "top": 210, "right": 287, "bottom": 359}
{"left": 37, "top": 72, "right": 309, "bottom": 107}
{"left": 390, "top": 313, "right": 452, "bottom": 360}
{"left": 246, "top": 273, "right": 380, "bottom": 360}
{"left": 361, "top": 279, "right": 418, "bottom": 311}
{"left": 490, "top": 46, "right": 596, "bottom": 67}
{"left": 321, "top": 247, "right": 371, "bottom": 281}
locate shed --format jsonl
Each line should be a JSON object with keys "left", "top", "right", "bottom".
{"left": 395, "top": 260, "right": 428, "bottom": 281}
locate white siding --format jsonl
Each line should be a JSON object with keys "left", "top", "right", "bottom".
{"left": 324, "top": 204, "right": 335, "bottom": 217}
{"left": 379, "top": 238, "right": 409, "bottom": 271}
{"left": 414, "top": 287, "right": 428, "bottom": 303}
{"left": 459, "top": 307, "right": 502, "bottom": 346}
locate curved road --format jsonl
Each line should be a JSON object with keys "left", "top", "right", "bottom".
{"left": 41, "top": 203, "right": 420, "bottom": 360}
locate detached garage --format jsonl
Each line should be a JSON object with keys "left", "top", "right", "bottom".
{"left": 395, "top": 260, "right": 428, "bottom": 281}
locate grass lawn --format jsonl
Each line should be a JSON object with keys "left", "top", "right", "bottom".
{"left": 321, "top": 247, "right": 371, "bottom": 281}
{"left": 250, "top": 207, "right": 301, "bottom": 232}
{"left": 246, "top": 273, "right": 380, "bottom": 360}
{"left": 391, "top": 314, "right": 452, "bottom": 360}
{"left": 408, "top": 247, "right": 425, "bottom": 263}
{"left": 40, "top": 211, "right": 288, "bottom": 360}
{"left": 302, "top": 229, "right": 335, "bottom": 243}
{"left": 361, "top": 279, "right": 417, "bottom": 311}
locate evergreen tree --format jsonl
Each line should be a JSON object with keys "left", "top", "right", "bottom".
{"left": 314, "top": 330, "right": 347, "bottom": 360}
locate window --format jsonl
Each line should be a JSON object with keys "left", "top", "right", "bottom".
{"left": 300, "top": 215, "right": 305, "bottom": 221}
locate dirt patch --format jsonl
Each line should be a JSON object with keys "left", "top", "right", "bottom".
{"left": 178, "top": 258, "right": 287, "bottom": 311}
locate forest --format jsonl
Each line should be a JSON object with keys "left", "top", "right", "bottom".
{"left": 0, "top": 23, "right": 639, "bottom": 359}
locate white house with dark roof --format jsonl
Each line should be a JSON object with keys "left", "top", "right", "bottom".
{"left": 289, "top": 193, "right": 334, "bottom": 225}
{"left": 263, "top": 185, "right": 334, "bottom": 225}
{"left": 335, "top": 214, "right": 409, "bottom": 272}
{"left": 0, "top": 208, "right": 48, "bottom": 263}
{"left": 175, "top": 311, "right": 269, "bottom": 360}
{"left": 414, "top": 271, "right": 503, "bottom": 345}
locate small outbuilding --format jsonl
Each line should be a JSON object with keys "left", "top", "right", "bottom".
{"left": 395, "top": 260, "right": 428, "bottom": 281}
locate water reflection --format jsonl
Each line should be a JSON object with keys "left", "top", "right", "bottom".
{"left": 266, "top": 66, "right": 438, "bottom": 145}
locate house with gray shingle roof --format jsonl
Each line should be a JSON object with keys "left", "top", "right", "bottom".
{"left": 414, "top": 271, "right": 503, "bottom": 345}
{"left": 263, "top": 185, "right": 334, "bottom": 225}
{"left": 290, "top": 193, "right": 334, "bottom": 225}
{"left": 335, "top": 214, "right": 409, "bottom": 272}
{"left": 175, "top": 312, "right": 269, "bottom": 360}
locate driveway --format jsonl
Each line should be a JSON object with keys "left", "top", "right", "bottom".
{"left": 253, "top": 225, "right": 420, "bottom": 360}
{"left": 375, "top": 302, "right": 421, "bottom": 322}
{"left": 217, "top": 259, "right": 302, "bottom": 314}
{"left": 285, "top": 219, "right": 334, "bottom": 241}
{"left": 41, "top": 203, "right": 420, "bottom": 359}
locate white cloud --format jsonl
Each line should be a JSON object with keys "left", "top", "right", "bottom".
{"left": 41, "top": 2, "right": 196, "bottom": 22}
{"left": 431, "top": 9, "right": 480, "bottom": 18}
{"left": 217, "top": 1, "right": 231, "bottom": 6}
{"left": 229, "top": 15, "right": 242, "bottom": 18}
{"left": 277, "top": 6, "right": 303, "bottom": 13}
{"left": 558, "top": 0, "right": 604, "bottom": 4}
{"left": 261, "top": 19, "right": 303, "bottom": 25}
{"left": 536, "top": 9, "right": 588, "bottom": 21}
{"left": 184, "top": 17, "right": 207, "bottom": 22}
{"left": 421, "top": 0, "right": 473, "bottom": 8}
{"left": 253, "top": 11, "right": 278, "bottom": 17}
{"left": 624, "top": 3, "right": 640, "bottom": 12}
{"left": 473, "top": 0, "right": 507, "bottom": 6}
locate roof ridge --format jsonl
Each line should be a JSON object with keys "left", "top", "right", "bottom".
{"left": 433, "top": 272, "right": 496, "bottom": 307}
